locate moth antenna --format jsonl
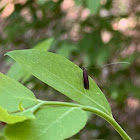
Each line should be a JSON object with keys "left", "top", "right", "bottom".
{"left": 83, "top": 61, "right": 130, "bottom": 70}
{"left": 100, "top": 62, "right": 130, "bottom": 68}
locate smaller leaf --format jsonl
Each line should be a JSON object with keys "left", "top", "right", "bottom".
{"left": 34, "top": 38, "right": 53, "bottom": 50}
{"left": 57, "top": 43, "right": 77, "bottom": 58}
{"left": 5, "top": 107, "right": 87, "bottom": 140}
{"left": 6, "top": 63, "right": 27, "bottom": 82}
{"left": 0, "top": 106, "right": 33, "bottom": 124}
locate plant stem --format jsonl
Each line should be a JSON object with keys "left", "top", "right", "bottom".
{"left": 34, "top": 100, "right": 132, "bottom": 140}
{"left": 82, "top": 106, "right": 132, "bottom": 140}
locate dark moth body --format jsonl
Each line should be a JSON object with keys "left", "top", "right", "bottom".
{"left": 82, "top": 67, "right": 89, "bottom": 89}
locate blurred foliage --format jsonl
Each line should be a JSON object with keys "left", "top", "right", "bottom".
{"left": 0, "top": 0, "right": 140, "bottom": 139}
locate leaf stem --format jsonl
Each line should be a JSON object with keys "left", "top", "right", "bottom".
{"left": 33, "top": 100, "right": 132, "bottom": 140}
{"left": 82, "top": 106, "right": 132, "bottom": 140}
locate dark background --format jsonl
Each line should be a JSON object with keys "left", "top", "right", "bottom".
{"left": 0, "top": 0, "right": 140, "bottom": 139}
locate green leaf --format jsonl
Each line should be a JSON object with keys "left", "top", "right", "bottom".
{"left": 57, "top": 43, "right": 77, "bottom": 58}
{"left": 0, "top": 106, "right": 26, "bottom": 124}
{"left": 0, "top": 73, "right": 37, "bottom": 113}
{"left": 6, "top": 62, "right": 30, "bottom": 83}
{"left": 5, "top": 107, "right": 87, "bottom": 140}
{"left": 0, "top": 106, "right": 35, "bottom": 124}
{"left": 86, "top": 0, "right": 100, "bottom": 15}
{"left": 6, "top": 50, "right": 112, "bottom": 116}
{"left": 6, "top": 38, "right": 53, "bottom": 83}
{"left": 15, "top": 109, "right": 35, "bottom": 120}
{"left": 34, "top": 38, "right": 53, "bottom": 50}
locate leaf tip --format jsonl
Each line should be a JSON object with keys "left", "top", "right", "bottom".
{"left": 4, "top": 51, "right": 14, "bottom": 57}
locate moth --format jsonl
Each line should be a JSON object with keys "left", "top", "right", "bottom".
{"left": 81, "top": 62, "right": 130, "bottom": 90}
